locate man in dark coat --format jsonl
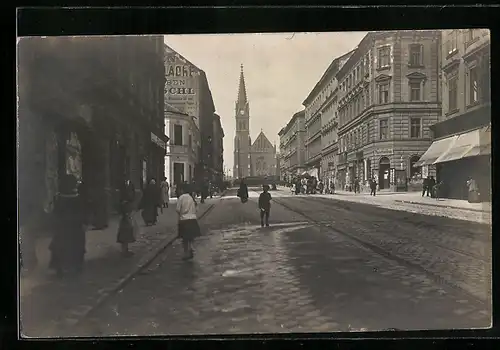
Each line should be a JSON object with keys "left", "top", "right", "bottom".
{"left": 422, "top": 177, "right": 429, "bottom": 197}
{"left": 49, "top": 174, "right": 87, "bottom": 277}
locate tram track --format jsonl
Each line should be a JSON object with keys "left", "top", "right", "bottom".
{"left": 268, "top": 194, "right": 489, "bottom": 308}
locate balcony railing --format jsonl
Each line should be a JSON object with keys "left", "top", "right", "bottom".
{"left": 166, "top": 144, "right": 189, "bottom": 154}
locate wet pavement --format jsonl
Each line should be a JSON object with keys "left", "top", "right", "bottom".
{"left": 69, "top": 187, "right": 491, "bottom": 336}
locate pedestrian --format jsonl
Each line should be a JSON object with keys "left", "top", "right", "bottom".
{"left": 370, "top": 178, "right": 377, "bottom": 196}
{"left": 117, "top": 179, "right": 137, "bottom": 257}
{"left": 237, "top": 178, "right": 249, "bottom": 203}
{"left": 422, "top": 177, "right": 429, "bottom": 197}
{"left": 48, "top": 174, "right": 87, "bottom": 277}
{"left": 160, "top": 177, "right": 170, "bottom": 209}
{"left": 258, "top": 184, "right": 272, "bottom": 227}
{"left": 429, "top": 176, "right": 436, "bottom": 198}
{"left": 354, "top": 178, "right": 360, "bottom": 194}
{"left": 140, "top": 179, "right": 160, "bottom": 226}
{"left": 466, "top": 176, "right": 480, "bottom": 203}
{"left": 318, "top": 180, "right": 324, "bottom": 194}
{"left": 176, "top": 183, "right": 201, "bottom": 260}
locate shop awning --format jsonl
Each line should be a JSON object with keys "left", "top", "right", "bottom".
{"left": 413, "top": 135, "right": 458, "bottom": 167}
{"left": 433, "top": 126, "right": 491, "bottom": 164}
{"left": 461, "top": 125, "right": 491, "bottom": 158}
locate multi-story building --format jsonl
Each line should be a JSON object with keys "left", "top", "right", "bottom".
{"left": 336, "top": 30, "right": 442, "bottom": 191}
{"left": 233, "top": 65, "right": 276, "bottom": 179}
{"left": 278, "top": 110, "right": 306, "bottom": 183}
{"left": 18, "top": 35, "right": 166, "bottom": 267}
{"left": 318, "top": 51, "right": 355, "bottom": 189}
{"left": 212, "top": 113, "right": 225, "bottom": 186}
{"left": 302, "top": 51, "right": 354, "bottom": 180}
{"left": 164, "top": 103, "right": 200, "bottom": 187}
{"left": 164, "top": 44, "right": 220, "bottom": 184}
{"left": 416, "top": 29, "right": 491, "bottom": 200}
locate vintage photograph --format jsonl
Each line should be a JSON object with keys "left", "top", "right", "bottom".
{"left": 17, "top": 30, "right": 491, "bottom": 337}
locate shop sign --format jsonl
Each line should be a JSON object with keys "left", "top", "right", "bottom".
{"left": 151, "top": 132, "right": 167, "bottom": 150}
{"left": 374, "top": 148, "right": 394, "bottom": 155}
{"left": 390, "top": 168, "right": 395, "bottom": 185}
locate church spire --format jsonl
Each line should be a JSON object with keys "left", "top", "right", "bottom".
{"left": 237, "top": 64, "right": 248, "bottom": 108}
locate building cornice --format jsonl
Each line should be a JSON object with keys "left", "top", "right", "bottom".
{"left": 302, "top": 50, "right": 355, "bottom": 106}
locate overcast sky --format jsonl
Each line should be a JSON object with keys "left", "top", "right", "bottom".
{"left": 164, "top": 32, "right": 368, "bottom": 174}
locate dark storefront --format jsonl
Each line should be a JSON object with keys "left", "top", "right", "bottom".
{"left": 424, "top": 105, "right": 491, "bottom": 201}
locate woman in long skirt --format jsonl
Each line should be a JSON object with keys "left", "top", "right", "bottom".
{"left": 176, "top": 183, "right": 201, "bottom": 260}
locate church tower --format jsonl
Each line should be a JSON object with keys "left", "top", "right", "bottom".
{"left": 233, "top": 64, "right": 251, "bottom": 178}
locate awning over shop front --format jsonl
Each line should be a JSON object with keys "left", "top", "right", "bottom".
{"left": 433, "top": 126, "right": 491, "bottom": 164}
{"left": 413, "top": 135, "right": 458, "bottom": 167}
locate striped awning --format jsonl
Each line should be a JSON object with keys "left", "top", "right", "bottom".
{"left": 433, "top": 125, "right": 491, "bottom": 164}
{"left": 413, "top": 135, "right": 458, "bottom": 167}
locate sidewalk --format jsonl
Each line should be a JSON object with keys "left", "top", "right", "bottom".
{"left": 276, "top": 186, "right": 491, "bottom": 213}
{"left": 20, "top": 197, "right": 218, "bottom": 338}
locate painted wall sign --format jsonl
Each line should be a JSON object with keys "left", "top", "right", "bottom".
{"left": 164, "top": 49, "right": 200, "bottom": 118}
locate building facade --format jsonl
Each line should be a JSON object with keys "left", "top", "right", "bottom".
{"left": 18, "top": 35, "right": 167, "bottom": 237}
{"left": 302, "top": 51, "right": 354, "bottom": 181}
{"left": 164, "top": 44, "right": 221, "bottom": 185}
{"left": 213, "top": 113, "right": 225, "bottom": 187}
{"left": 416, "top": 29, "right": 491, "bottom": 201}
{"left": 336, "top": 30, "right": 442, "bottom": 191}
{"left": 233, "top": 65, "right": 276, "bottom": 179}
{"left": 164, "top": 103, "right": 200, "bottom": 187}
{"left": 278, "top": 110, "right": 306, "bottom": 183}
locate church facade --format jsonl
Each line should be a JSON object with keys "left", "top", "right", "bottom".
{"left": 233, "top": 65, "right": 276, "bottom": 179}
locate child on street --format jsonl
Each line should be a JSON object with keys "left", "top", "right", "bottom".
{"left": 258, "top": 184, "right": 272, "bottom": 227}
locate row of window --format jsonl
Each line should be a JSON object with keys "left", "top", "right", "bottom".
{"left": 171, "top": 124, "right": 195, "bottom": 149}
{"left": 446, "top": 63, "right": 487, "bottom": 113}
{"left": 445, "top": 29, "right": 479, "bottom": 57}
{"left": 339, "top": 117, "right": 423, "bottom": 152}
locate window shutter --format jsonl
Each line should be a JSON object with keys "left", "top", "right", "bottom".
{"left": 420, "top": 44, "right": 424, "bottom": 66}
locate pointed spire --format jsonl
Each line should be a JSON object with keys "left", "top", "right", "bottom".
{"left": 237, "top": 64, "right": 248, "bottom": 108}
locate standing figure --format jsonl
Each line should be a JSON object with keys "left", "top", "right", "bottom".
{"left": 428, "top": 176, "right": 436, "bottom": 198}
{"left": 295, "top": 178, "right": 301, "bottom": 195}
{"left": 258, "top": 184, "right": 272, "bottom": 227}
{"left": 370, "top": 178, "right": 377, "bottom": 196}
{"left": 422, "top": 177, "right": 429, "bottom": 197}
{"left": 140, "top": 179, "right": 160, "bottom": 226}
{"left": 176, "top": 183, "right": 201, "bottom": 260}
{"left": 49, "top": 174, "right": 87, "bottom": 277}
{"left": 160, "top": 177, "right": 170, "bottom": 208}
{"left": 467, "top": 176, "right": 480, "bottom": 203}
{"left": 354, "top": 178, "right": 360, "bottom": 194}
{"left": 318, "top": 180, "right": 324, "bottom": 194}
{"left": 117, "top": 180, "right": 136, "bottom": 257}
{"left": 237, "top": 178, "right": 249, "bottom": 203}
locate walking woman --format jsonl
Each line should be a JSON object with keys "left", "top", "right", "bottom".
{"left": 176, "top": 183, "right": 201, "bottom": 260}
{"left": 140, "top": 179, "right": 160, "bottom": 226}
{"left": 49, "top": 174, "right": 87, "bottom": 277}
{"left": 160, "top": 177, "right": 170, "bottom": 209}
{"left": 237, "top": 178, "right": 249, "bottom": 203}
{"left": 117, "top": 180, "right": 137, "bottom": 257}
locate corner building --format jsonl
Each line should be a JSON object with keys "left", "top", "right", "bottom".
{"left": 336, "top": 30, "right": 442, "bottom": 191}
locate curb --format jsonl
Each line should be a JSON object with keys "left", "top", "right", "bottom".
{"left": 62, "top": 200, "right": 218, "bottom": 333}
{"left": 394, "top": 199, "right": 491, "bottom": 214}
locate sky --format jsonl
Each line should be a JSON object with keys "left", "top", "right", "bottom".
{"left": 164, "top": 32, "right": 368, "bottom": 175}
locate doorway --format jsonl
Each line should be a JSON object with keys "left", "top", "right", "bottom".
{"left": 378, "top": 157, "right": 390, "bottom": 189}
{"left": 173, "top": 162, "right": 185, "bottom": 186}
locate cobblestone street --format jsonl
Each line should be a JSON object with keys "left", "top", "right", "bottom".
{"left": 71, "top": 187, "right": 491, "bottom": 337}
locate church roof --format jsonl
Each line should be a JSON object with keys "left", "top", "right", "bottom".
{"left": 252, "top": 130, "right": 274, "bottom": 149}
{"left": 237, "top": 64, "right": 248, "bottom": 107}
